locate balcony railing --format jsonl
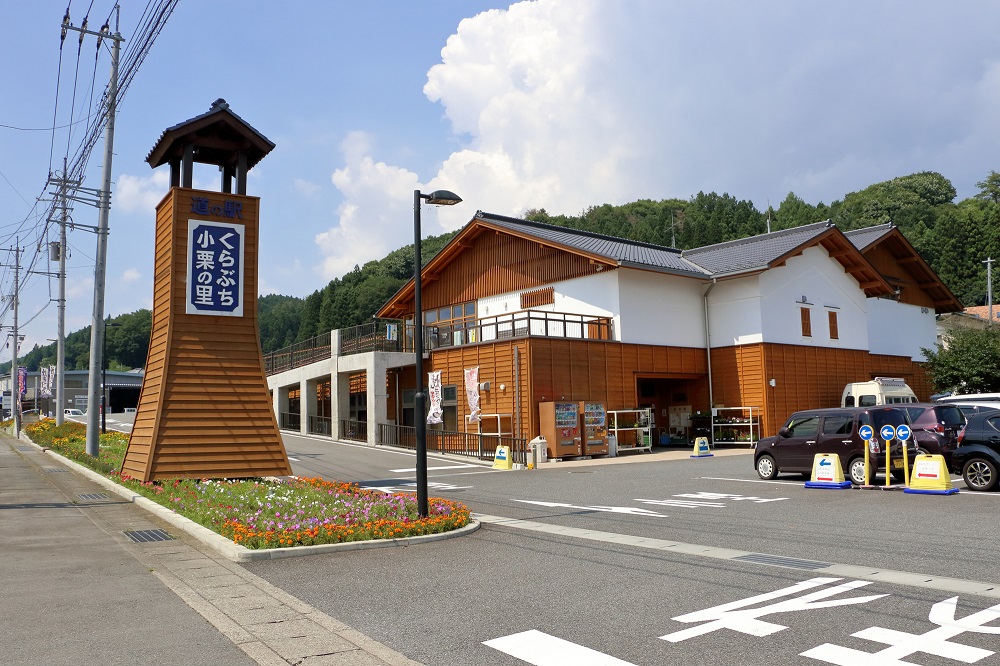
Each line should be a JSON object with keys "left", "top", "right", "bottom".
{"left": 264, "top": 311, "right": 614, "bottom": 373}
{"left": 264, "top": 331, "right": 332, "bottom": 375}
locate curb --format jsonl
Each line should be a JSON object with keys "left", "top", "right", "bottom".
{"left": 18, "top": 437, "right": 480, "bottom": 562}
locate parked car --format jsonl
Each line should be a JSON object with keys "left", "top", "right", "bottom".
{"left": 951, "top": 411, "right": 1000, "bottom": 491}
{"left": 899, "top": 403, "right": 965, "bottom": 464}
{"left": 841, "top": 377, "right": 917, "bottom": 407}
{"left": 754, "top": 406, "right": 918, "bottom": 485}
{"left": 64, "top": 408, "right": 84, "bottom": 416}
{"left": 941, "top": 402, "right": 1000, "bottom": 420}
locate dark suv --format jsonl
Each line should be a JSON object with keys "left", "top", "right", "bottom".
{"left": 754, "top": 407, "right": 917, "bottom": 485}
{"left": 951, "top": 411, "right": 1000, "bottom": 491}
{"left": 900, "top": 403, "right": 965, "bottom": 464}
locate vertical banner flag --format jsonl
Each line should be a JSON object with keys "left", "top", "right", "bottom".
{"left": 465, "top": 366, "right": 481, "bottom": 423}
{"left": 40, "top": 367, "right": 49, "bottom": 397}
{"left": 186, "top": 219, "right": 245, "bottom": 317}
{"left": 17, "top": 367, "right": 27, "bottom": 396}
{"left": 426, "top": 371, "right": 443, "bottom": 424}
{"left": 48, "top": 365, "right": 55, "bottom": 396}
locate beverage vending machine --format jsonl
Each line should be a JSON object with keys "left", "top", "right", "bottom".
{"left": 538, "top": 401, "right": 582, "bottom": 458}
{"left": 579, "top": 401, "right": 608, "bottom": 456}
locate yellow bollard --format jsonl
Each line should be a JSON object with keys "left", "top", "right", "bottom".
{"left": 864, "top": 439, "right": 872, "bottom": 486}
{"left": 902, "top": 441, "right": 909, "bottom": 488}
{"left": 884, "top": 437, "right": 892, "bottom": 488}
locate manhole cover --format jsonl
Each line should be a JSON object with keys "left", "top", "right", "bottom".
{"left": 122, "top": 529, "right": 173, "bottom": 543}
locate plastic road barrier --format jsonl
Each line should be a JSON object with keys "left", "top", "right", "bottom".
{"left": 805, "top": 453, "right": 853, "bottom": 489}
{"left": 690, "top": 437, "right": 713, "bottom": 458}
{"left": 903, "top": 454, "right": 959, "bottom": 495}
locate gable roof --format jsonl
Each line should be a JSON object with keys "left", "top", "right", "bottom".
{"left": 681, "top": 221, "right": 834, "bottom": 274}
{"left": 844, "top": 224, "right": 963, "bottom": 313}
{"left": 474, "top": 212, "right": 709, "bottom": 277}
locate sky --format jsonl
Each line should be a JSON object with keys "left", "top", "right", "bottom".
{"left": 3, "top": 0, "right": 1000, "bottom": 358}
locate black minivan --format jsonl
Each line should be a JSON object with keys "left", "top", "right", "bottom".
{"left": 754, "top": 406, "right": 917, "bottom": 485}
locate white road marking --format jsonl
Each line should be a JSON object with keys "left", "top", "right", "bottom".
{"left": 700, "top": 476, "right": 807, "bottom": 486}
{"left": 484, "top": 629, "right": 637, "bottom": 665}
{"left": 514, "top": 499, "right": 666, "bottom": 517}
{"left": 390, "top": 464, "right": 481, "bottom": 473}
{"left": 287, "top": 456, "right": 300, "bottom": 461}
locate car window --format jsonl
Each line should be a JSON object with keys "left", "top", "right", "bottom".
{"left": 932, "top": 406, "right": 965, "bottom": 427}
{"left": 822, "top": 415, "right": 854, "bottom": 435}
{"left": 785, "top": 416, "right": 819, "bottom": 437}
{"left": 987, "top": 416, "right": 1000, "bottom": 434}
{"left": 859, "top": 394, "right": 877, "bottom": 407}
{"left": 867, "top": 409, "right": 905, "bottom": 429}
{"left": 901, "top": 406, "right": 926, "bottom": 422}
{"left": 844, "top": 395, "right": 855, "bottom": 407}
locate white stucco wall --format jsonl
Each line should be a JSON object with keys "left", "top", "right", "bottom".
{"left": 617, "top": 269, "right": 706, "bottom": 346}
{"left": 706, "top": 276, "right": 763, "bottom": 346}
{"left": 755, "top": 246, "right": 870, "bottom": 349}
{"left": 866, "top": 298, "right": 937, "bottom": 361}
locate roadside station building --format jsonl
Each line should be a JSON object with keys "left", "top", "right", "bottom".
{"left": 266, "top": 214, "right": 960, "bottom": 456}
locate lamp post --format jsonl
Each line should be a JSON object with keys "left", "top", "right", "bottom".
{"left": 102, "top": 318, "right": 122, "bottom": 434}
{"left": 413, "top": 189, "right": 462, "bottom": 517}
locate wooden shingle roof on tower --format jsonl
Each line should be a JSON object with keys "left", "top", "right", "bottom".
{"left": 145, "top": 98, "right": 275, "bottom": 171}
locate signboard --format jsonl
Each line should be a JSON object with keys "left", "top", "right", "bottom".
{"left": 858, "top": 424, "right": 873, "bottom": 441}
{"left": 913, "top": 458, "right": 941, "bottom": 480}
{"left": 186, "top": 219, "right": 244, "bottom": 316}
{"left": 895, "top": 424, "right": 911, "bottom": 441}
{"left": 879, "top": 424, "right": 895, "bottom": 441}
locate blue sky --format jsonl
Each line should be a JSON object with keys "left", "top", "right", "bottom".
{"left": 3, "top": 0, "right": 1000, "bottom": 357}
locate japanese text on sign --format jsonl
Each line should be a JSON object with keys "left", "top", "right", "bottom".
{"left": 186, "top": 220, "right": 244, "bottom": 317}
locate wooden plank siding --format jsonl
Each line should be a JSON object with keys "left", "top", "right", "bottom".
{"left": 861, "top": 242, "right": 936, "bottom": 309}
{"left": 121, "top": 188, "right": 291, "bottom": 482}
{"left": 712, "top": 342, "right": 935, "bottom": 437}
{"left": 419, "top": 231, "right": 605, "bottom": 313}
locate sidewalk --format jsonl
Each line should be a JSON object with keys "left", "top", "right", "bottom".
{"left": 0, "top": 435, "right": 421, "bottom": 666}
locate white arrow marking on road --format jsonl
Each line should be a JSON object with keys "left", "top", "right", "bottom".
{"left": 484, "top": 629, "right": 637, "bottom": 665}
{"left": 390, "top": 464, "right": 481, "bottom": 473}
{"left": 514, "top": 500, "right": 666, "bottom": 517}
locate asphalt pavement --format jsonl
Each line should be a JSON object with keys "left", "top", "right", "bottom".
{"left": 0, "top": 432, "right": 422, "bottom": 666}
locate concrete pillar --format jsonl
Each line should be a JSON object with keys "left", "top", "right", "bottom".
{"left": 366, "top": 354, "right": 389, "bottom": 446}
{"left": 276, "top": 385, "right": 291, "bottom": 429}
{"left": 299, "top": 378, "right": 310, "bottom": 435}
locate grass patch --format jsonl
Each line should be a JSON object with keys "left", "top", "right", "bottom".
{"left": 18, "top": 418, "right": 471, "bottom": 550}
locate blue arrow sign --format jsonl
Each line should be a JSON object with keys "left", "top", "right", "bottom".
{"left": 819, "top": 458, "right": 832, "bottom": 467}
{"left": 880, "top": 424, "right": 896, "bottom": 441}
{"left": 895, "top": 424, "right": 911, "bottom": 441}
{"left": 858, "top": 424, "right": 874, "bottom": 440}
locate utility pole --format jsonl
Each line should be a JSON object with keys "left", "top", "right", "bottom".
{"left": 46, "top": 157, "right": 75, "bottom": 426}
{"left": 985, "top": 257, "right": 994, "bottom": 327}
{"left": 9, "top": 242, "right": 21, "bottom": 438}
{"left": 68, "top": 13, "right": 122, "bottom": 458}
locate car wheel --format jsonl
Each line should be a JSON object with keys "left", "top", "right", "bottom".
{"left": 848, "top": 458, "right": 868, "bottom": 485}
{"left": 916, "top": 447, "right": 930, "bottom": 456}
{"left": 756, "top": 454, "right": 778, "bottom": 480}
{"left": 962, "top": 459, "right": 999, "bottom": 492}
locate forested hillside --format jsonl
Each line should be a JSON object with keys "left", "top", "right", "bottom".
{"left": 10, "top": 169, "right": 999, "bottom": 368}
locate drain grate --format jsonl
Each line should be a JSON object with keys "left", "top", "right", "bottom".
{"left": 733, "top": 553, "right": 831, "bottom": 571}
{"left": 122, "top": 529, "right": 174, "bottom": 543}
{"left": 44, "top": 467, "right": 68, "bottom": 473}
{"left": 16, "top": 445, "right": 32, "bottom": 452}
{"left": 78, "top": 493, "right": 110, "bottom": 502}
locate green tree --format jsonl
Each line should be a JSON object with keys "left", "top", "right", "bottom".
{"left": 975, "top": 170, "right": 1000, "bottom": 204}
{"left": 922, "top": 327, "right": 1000, "bottom": 393}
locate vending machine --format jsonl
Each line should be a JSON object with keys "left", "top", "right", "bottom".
{"left": 579, "top": 401, "right": 608, "bottom": 456}
{"left": 538, "top": 402, "right": 582, "bottom": 458}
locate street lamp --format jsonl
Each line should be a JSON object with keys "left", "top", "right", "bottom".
{"left": 102, "top": 318, "right": 122, "bottom": 434}
{"left": 413, "top": 189, "right": 462, "bottom": 517}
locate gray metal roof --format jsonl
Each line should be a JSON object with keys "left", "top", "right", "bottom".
{"left": 680, "top": 221, "right": 835, "bottom": 275}
{"left": 474, "top": 211, "right": 710, "bottom": 277}
{"left": 844, "top": 223, "right": 894, "bottom": 250}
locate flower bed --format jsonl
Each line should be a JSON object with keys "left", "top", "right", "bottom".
{"left": 20, "top": 418, "right": 471, "bottom": 549}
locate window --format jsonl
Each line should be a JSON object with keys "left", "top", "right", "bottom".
{"left": 800, "top": 307, "right": 812, "bottom": 337}
{"left": 822, "top": 415, "right": 853, "bottom": 436}
{"left": 785, "top": 415, "right": 819, "bottom": 437}
{"left": 828, "top": 311, "right": 839, "bottom": 339}
{"left": 859, "top": 394, "right": 877, "bottom": 407}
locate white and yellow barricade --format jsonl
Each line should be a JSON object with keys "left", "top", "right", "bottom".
{"left": 903, "top": 454, "right": 959, "bottom": 495}
{"left": 690, "top": 437, "right": 714, "bottom": 458}
{"left": 804, "top": 453, "right": 853, "bottom": 489}
{"left": 492, "top": 445, "right": 513, "bottom": 470}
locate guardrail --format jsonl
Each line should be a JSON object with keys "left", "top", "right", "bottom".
{"left": 264, "top": 331, "right": 332, "bottom": 375}
{"left": 339, "top": 419, "right": 368, "bottom": 442}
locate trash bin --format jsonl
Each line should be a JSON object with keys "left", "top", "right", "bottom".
{"left": 528, "top": 435, "right": 548, "bottom": 466}
{"left": 608, "top": 435, "right": 618, "bottom": 457}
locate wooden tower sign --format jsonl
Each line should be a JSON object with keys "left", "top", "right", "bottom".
{"left": 121, "top": 99, "right": 291, "bottom": 481}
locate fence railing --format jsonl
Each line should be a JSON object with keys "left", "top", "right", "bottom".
{"left": 307, "top": 415, "right": 332, "bottom": 436}
{"left": 338, "top": 319, "right": 407, "bottom": 355}
{"left": 340, "top": 418, "right": 368, "bottom": 442}
{"left": 377, "top": 423, "right": 528, "bottom": 464}
{"left": 279, "top": 411, "right": 300, "bottom": 431}
{"left": 264, "top": 331, "right": 332, "bottom": 375}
